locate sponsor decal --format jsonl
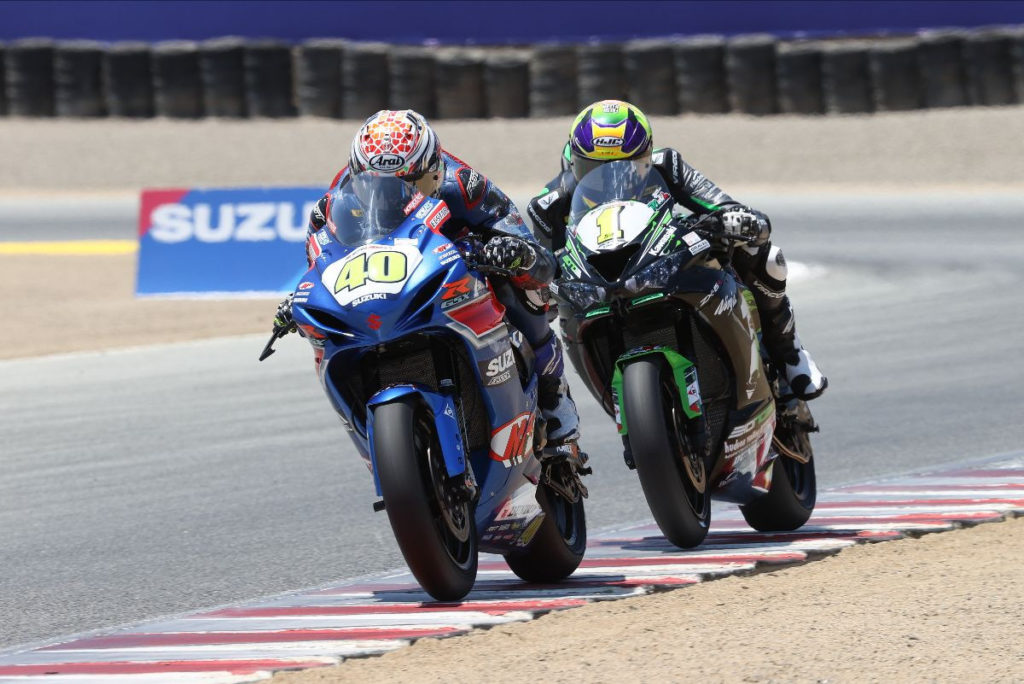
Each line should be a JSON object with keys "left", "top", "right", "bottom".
{"left": 315, "top": 229, "right": 331, "bottom": 246}
{"left": 593, "top": 136, "right": 624, "bottom": 147}
{"left": 439, "top": 251, "right": 461, "bottom": 265}
{"left": 298, "top": 281, "right": 315, "bottom": 290}
{"left": 414, "top": 201, "right": 433, "bottom": 220}
{"left": 368, "top": 153, "right": 406, "bottom": 172}
{"left": 652, "top": 151, "right": 666, "bottom": 166}
{"left": 536, "top": 191, "right": 558, "bottom": 210}
{"left": 366, "top": 313, "right": 382, "bottom": 330}
{"left": 444, "top": 404, "right": 456, "bottom": 419}
{"left": 650, "top": 226, "right": 676, "bottom": 255}
{"left": 688, "top": 239, "right": 711, "bottom": 255}
{"left": 306, "top": 235, "right": 321, "bottom": 263}
{"left": 425, "top": 204, "right": 451, "bottom": 231}
{"left": 148, "top": 200, "right": 315, "bottom": 244}
{"left": 403, "top": 191, "right": 425, "bottom": 216}
{"left": 489, "top": 412, "right": 535, "bottom": 468}
{"left": 351, "top": 292, "right": 389, "bottom": 306}
{"left": 442, "top": 277, "right": 472, "bottom": 300}
{"left": 433, "top": 242, "right": 454, "bottom": 254}
{"left": 479, "top": 348, "right": 515, "bottom": 387}
{"left": 682, "top": 231, "right": 702, "bottom": 246}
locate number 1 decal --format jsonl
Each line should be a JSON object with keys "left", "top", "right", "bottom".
{"left": 596, "top": 205, "right": 625, "bottom": 244}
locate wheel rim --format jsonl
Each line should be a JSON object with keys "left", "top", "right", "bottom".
{"left": 545, "top": 483, "right": 583, "bottom": 548}
{"left": 416, "top": 414, "right": 474, "bottom": 566}
{"left": 781, "top": 428, "right": 815, "bottom": 507}
{"left": 662, "top": 380, "right": 710, "bottom": 521}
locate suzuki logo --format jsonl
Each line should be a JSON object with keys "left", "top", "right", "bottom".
{"left": 367, "top": 313, "right": 382, "bottom": 330}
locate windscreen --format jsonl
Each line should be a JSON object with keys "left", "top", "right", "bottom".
{"left": 326, "top": 174, "right": 419, "bottom": 247}
{"left": 568, "top": 159, "right": 669, "bottom": 226}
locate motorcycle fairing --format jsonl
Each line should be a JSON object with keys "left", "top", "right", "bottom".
{"left": 712, "top": 401, "right": 777, "bottom": 503}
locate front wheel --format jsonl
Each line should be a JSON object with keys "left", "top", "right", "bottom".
{"left": 623, "top": 357, "right": 711, "bottom": 548}
{"left": 504, "top": 476, "right": 586, "bottom": 583}
{"left": 740, "top": 409, "right": 816, "bottom": 531}
{"left": 373, "top": 397, "right": 477, "bottom": 601}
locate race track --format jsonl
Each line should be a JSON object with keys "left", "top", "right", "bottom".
{"left": 2, "top": 191, "right": 1023, "bottom": 651}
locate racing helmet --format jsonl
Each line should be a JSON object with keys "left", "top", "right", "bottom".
{"left": 568, "top": 100, "right": 653, "bottom": 182}
{"left": 349, "top": 109, "right": 445, "bottom": 196}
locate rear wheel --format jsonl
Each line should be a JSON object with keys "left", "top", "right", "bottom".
{"left": 623, "top": 357, "right": 711, "bottom": 548}
{"left": 740, "top": 407, "right": 816, "bottom": 531}
{"left": 373, "top": 397, "right": 477, "bottom": 601}
{"left": 504, "top": 475, "right": 586, "bottom": 583}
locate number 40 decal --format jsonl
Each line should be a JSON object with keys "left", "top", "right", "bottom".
{"left": 596, "top": 205, "right": 625, "bottom": 244}
{"left": 334, "top": 250, "right": 408, "bottom": 293}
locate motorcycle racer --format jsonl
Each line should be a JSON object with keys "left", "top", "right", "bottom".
{"left": 276, "top": 109, "right": 582, "bottom": 449}
{"left": 528, "top": 99, "right": 827, "bottom": 402}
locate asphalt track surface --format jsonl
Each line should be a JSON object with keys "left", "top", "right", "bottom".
{"left": 2, "top": 192, "right": 1023, "bottom": 651}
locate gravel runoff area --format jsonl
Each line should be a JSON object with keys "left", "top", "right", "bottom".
{"left": 2, "top": 108, "right": 1023, "bottom": 681}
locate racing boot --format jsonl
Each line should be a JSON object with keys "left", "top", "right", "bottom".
{"left": 760, "top": 296, "right": 828, "bottom": 401}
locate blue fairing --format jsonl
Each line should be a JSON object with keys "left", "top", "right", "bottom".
{"left": 289, "top": 194, "right": 545, "bottom": 553}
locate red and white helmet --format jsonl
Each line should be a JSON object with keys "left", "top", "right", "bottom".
{"left": 349, "top": 109, "right": 444, "bottom": 196}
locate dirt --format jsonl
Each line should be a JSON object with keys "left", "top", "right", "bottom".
{"left": 270, "top": 516, "right": 1024, "bottom": 684}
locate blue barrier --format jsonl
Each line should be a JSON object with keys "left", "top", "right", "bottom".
{"left": 136, "top": 187, "right": 321, "bottom": 296}
{"left": 3, "top": 1, "right": 1024, "bottom": 43}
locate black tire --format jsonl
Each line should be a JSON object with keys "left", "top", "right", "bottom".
{"left": 504, "top": 478, "right": 586, "bottom": 583}
{"left": 740, "top": 415, "right": 816, "bottom": 532}
{"left": 373, "top": 397, "right": 477, "bottom": 601}
{"left": 623, "top": 358, "right": 711, "bottom": 548}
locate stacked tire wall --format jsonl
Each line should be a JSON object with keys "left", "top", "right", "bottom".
{"left": 3, "top": 26, "right": 1024, "bottom": 120}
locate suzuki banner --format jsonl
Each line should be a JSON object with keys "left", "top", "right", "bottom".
{"left": 136, "top": 187, "right": 322, "bottom": 296}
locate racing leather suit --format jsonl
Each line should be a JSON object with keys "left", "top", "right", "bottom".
{"left": 310, "top": 150, "right": 582, "bottom": 443}
{"left": 527, "top": 145, "right": 827, "bottom": 401}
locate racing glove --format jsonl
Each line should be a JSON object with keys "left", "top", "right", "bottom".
{"left": 309, "top": 195, "right": 329, "bottom": 232}
{"left": 274, "top": 293, "right": 297, "bottom": 333}
{"left": 717, "top": 206, "right": 771, "bottom": 246}
{"left": 482, "top": 235, "right": 538, "bottom": 274}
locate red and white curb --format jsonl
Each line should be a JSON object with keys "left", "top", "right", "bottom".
{"left": 2, "top": 453, "right": 1022, "bottom": 683}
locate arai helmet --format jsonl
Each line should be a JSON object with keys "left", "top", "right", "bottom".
{"left": 349, "top": 109, "right": 445, "bottom": 196}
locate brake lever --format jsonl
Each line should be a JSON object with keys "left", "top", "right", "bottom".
{"left": 258, "top": 324, "right": 294, "bottom": 362}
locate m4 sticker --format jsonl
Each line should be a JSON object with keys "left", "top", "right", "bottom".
{"left": 321, "top": 243, "right": 423, "bottom": 306}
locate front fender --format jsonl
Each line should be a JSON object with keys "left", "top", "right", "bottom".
{"left": 610, "top": 346, "right": 702, "bottom": 435}
{"left": 365, "top": 384, "right": 467, "bottom": 496}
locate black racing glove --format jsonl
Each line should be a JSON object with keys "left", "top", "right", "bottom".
{"left": 274, "top": 293, "right": 297, "bottom": 333}
{"left": 482, "top": 235, "right": 538, "bottom": 274}
{"left": 309, "top": 195, "right": 329, "bottom": 231}
{"left": 716, "top": 206, "right": 770, "bottom": 246}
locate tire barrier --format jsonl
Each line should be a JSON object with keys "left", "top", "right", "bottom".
{"left": 54, "top": 40, "right": 106, "bottom": 117}
{"left": 530, "top": 44, "right": 578, "bottom": 117}
{"left": 821, "top": 43, "right": 874, "bottom": 114}
{"left": 776, "top": 41, "right": 825, "bottom": 114}
{"left": 725, "top": 33, "right": 778, "bottom": 115}
{"left": 244, "top": 39, "right": 295, "bottom": 118}
{"left": 483, "top": 51, "right": 529, "bottom": 118}
{"left": 963, "top": 28, "right": 1017, "bottom": 106}
{"left": 674, "top": 35, "right": 728, "bottom": 114}
{"left": 342, "top": 42, "right": 389, "bottom": 120}
{"left": 577, "top": 42, "right": 626, "bottom": 109}
{"left": 0, "top": 43, "right": 6, "bottom": 116}
{"left": 5, "top": 38, "right": 55, "bottom": 117}
{"left": 199, "top": 37, "right": 246, "bottom": 118}
{"left": 295, "top": 39, "right": 345, "bottom": 118}
{"left": 104, "top": 42, "right": 154, "bottom": 118}
{"left": 916, "top": 29, "right": 969, "bottom": 109}
{"left": 389, "top": 46, "right": 436, "bottom": 117}
{"left": 624, "top": 39, "right": 677, "bottom": 115}
{"left": 869, "top": 39, "right": 923, "bottom": 112}
{"left": 3, "top": 30, "right": 1024, "bottom": 121}
{"left": 435, "top": 50, "right": 484, "bottom": 120}
{"left": 152, "top": 40, "right": 203, "bottom": 118}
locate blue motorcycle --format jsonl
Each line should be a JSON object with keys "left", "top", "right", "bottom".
{"left": 260, "top": 175, "right": 588, "bottom": 601}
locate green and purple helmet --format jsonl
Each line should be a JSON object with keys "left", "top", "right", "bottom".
{"left": 568, "top": 100, "right": 653, "bottom": 181}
